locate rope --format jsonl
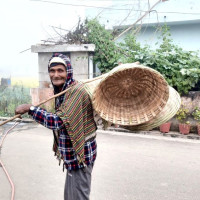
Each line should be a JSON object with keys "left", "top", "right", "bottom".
{"left": 0, "top": 120, "right": 21, "bottom": 200}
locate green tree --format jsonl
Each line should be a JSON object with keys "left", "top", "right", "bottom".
{"left": 86, "top": 19, "right": 120, "bottom": 73}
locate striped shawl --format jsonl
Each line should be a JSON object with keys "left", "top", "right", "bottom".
{"left": 56, "top": 82, "right": 97, "bottom": 164}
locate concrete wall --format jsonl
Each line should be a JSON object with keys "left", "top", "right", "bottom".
{"left": 38, "top": 52, "right": 52, "bottom": 88}
{"left": 70, "top": 51, "right": 89, "bottom": 80}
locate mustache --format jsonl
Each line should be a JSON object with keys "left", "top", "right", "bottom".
{"left": 52, "top": 78, "right": 65, "bottom": 81}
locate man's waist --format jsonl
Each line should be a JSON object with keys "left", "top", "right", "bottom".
{"left": 85, "top": 132, "right": 97, "bottom": 143}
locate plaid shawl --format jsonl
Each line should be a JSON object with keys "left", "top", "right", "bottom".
{"left": 56, "top": 82, "right": 97, "bottom": 164}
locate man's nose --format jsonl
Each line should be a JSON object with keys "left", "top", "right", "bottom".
{"left": 54, "top": 71, "right": 60, "bottom": 77}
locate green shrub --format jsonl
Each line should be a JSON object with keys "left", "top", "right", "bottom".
{"left": 176, "top": 104, "right": 190, "bottom": 124}
{"left": 192, "top": 107, "right": 200, "bottom": 124}
{"left": 0, "top": 85, "right": 31, "bottom": 117}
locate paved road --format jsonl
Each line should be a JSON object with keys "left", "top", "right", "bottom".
{"left": 1, "top": 124, "right": 200, "bottom": 200}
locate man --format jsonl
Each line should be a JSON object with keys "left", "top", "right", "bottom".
{"left": 15, "top": 53, "right": 97, "bottom": 200}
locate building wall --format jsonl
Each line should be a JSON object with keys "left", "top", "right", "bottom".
{"left": 115, "top": 20, "right": 200, "bottom": 54}
{"left": 70, "top": 51, "right": 89, "bottom": 80}
{"left": 151, "top": 0, "right": 200, "bottom": 23}
{"left": 136, "top": 22, "right": 200, "bottom": 52}
{"left": 38, "top": 52, "right": 52, "bottom": 88}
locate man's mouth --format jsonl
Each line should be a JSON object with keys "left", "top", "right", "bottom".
{"left": 52, "top": 79, "right": 63, "bottom": 81}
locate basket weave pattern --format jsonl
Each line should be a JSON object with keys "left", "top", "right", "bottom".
{"left": 123, "top": 86, "right": 181, "bottom": 131}
{"left": 92, "top": 63, "right": 169, "bottom": 126}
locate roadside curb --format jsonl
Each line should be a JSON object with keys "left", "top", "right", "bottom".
{"left": 102, "top": 126, "right": 200, "bottom": 141}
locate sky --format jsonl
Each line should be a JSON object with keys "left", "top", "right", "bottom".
{"left": 0, "top": 0, "right": 158, "bottom": 78}
{"left": 2, "top": 0, "right": 197, "bottom": 79}
{"left": 0, "top": 0, "right": 112, "bottom": 78}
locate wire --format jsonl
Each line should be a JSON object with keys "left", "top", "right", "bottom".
{"left": 31, "top": 0, "right": 133, "bottom": 10}
{"left": 118, "top": 6, "right": 136, "bottom": 27}
{"left": 71, "top": 0, "right": 145, "bottom": 1}
{"left": 50, "top": 26, "right": 70, "bottom": 32}
{"left": 31, "top": 0, "right": 200, "bottom": 15}
{"left": 19, "top": 48, "right": 31, "bottom": 54}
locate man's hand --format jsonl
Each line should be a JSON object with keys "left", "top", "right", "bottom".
{"left": 15, "top": 104, "right": 32, "bottom": 115}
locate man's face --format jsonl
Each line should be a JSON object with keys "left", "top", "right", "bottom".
{"left": 49, "top": 64, "right": 67, "bottom": 87}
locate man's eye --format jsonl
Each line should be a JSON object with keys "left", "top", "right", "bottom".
{"left": 58, "top": 69, "right": 64, "bottom": 73}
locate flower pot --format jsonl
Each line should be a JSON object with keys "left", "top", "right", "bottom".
{"left": 159, "top": 122, "right": 171, "bottom": 133}
{"left": 197, "top": 124, "right": 200, "bottom": 135}
{"left": 179, "top": 123, "right": 190, "bottom": 135}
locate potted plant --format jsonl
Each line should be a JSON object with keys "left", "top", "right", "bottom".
{"left": 159, "top": 121, "right": 171, "bottom": 133}
{"left": 192, "top": 106, "right": 200, "bottom": 135}
{"left": 176, "top": 104, "right": 190, "bottom": 135}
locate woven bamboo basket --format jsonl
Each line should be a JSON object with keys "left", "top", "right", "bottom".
{"left": 85, "top": 62, "right": 169, "bottom": 126}
{"left": 83, "top": 73, "right": 106, "bottom": 98}
{"left": 122, "top": 86, "right": 181, "bottom": 131}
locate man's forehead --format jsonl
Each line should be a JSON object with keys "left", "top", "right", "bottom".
{"left": 49, "top": 57, "right": 67, "bottom": 67}
{"left": 49, "top": 64, "right": 66, "bottom": 70}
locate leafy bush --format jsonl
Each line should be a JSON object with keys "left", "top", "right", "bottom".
{"left": 86, "top": 19, "right": 120, "bottom": 73}
{"left": 176, "top": 104, "right": 190, "bottom": 124}
{"left": 192, "top": 107, "right": 200, "bottom": 123}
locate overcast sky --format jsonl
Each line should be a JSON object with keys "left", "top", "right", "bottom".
{"left": 0, "top": 0, "right": 113, "bottom": 78}
{"left": 0, "top": 0, "right": 162, "bottom": 78}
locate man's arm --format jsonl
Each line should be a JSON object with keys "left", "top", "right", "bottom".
{"left": 15, "top": 104, "right": 64, "bottom": 130}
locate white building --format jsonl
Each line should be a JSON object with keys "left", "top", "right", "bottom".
{"left": 111, "top": 0, "right": 200, "bottom": 52}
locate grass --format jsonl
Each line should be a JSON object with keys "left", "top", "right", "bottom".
{"left": 11, "top": 77, "right": 39, "bottom": 88}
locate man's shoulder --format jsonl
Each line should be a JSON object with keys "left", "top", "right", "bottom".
{"left": 64, "top": 82, "right": 88, "bottom": 99}
{"left": 70, "top": 82, "right": 85, "bottom": 92}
